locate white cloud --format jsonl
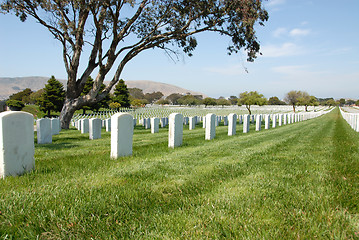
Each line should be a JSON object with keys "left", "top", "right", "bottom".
{"left": 289, "top": 28, "right": 310, "bottom": 37}
{"left": 273, "top": 27, "right": 287, "bottom": 38}
{"left": 261, "top": 43, "right": 304, "bottom": 57}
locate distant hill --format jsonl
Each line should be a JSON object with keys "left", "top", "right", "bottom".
{"left": 0, "top": 76, "right": 205, "bottom": 100}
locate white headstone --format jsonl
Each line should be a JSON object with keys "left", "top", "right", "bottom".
{"left": 51, "top": 118, "right": 60, "bottom": 135}
{"left": 205, "top": 113, "right": 216, "bottom": 140}
{"left": 151, "top": 117, "right": 159, "bottom": 133}
{"left": 168, "top": 113, "right": 183, "bottom": 148}
{"left": 36, "top": 118, "right": 52, "bottom": 144}
{"left": 81, "top": 119, "right": 89, "bottom": 134}
{"left": 160, "top": 118, "right": 166, "bottom": 128}
{"left": 238, "top": 115, "right": 243, "bottom": 124}
{"left": 272, "top": 115, "right": 277, "bottom": 128}
{"left": 189, "top": 116, "right": 196, "bottom": 130}
{"left": 89, "top": 118, "right": 102, "bottom": 140}
{"left": 145, "top": 118, "right": 151, "bottom": 129}
{"left": 228, "top": 113, "right": 237, "bottom": 136}
{"left": 278, "top": 114, "right": 283, "bottom": 127}
{"left": 265, "top": 114, "right": 270, "bottom": 129}
{"left": 0, "top": 111, "right": 35, "bottom": 178}
{"left": 184, "top": 117, "right": 189, "bottom": 125}
{"left": 243, "top": 114, "right": 250, "bottom": 133}
{"left": 106, "top": 118, "right": 111, "bottom": 132}
{"left": 111, "top": 113, "right": 134, "bottom": 158}
{"left": 223, "top": 116, "right": 228, "bottom": 126}
{"left": 283, "top": 114, "right": 287, "bottom": 125}
{"left": 256, "top": 114, "right": 262, "bottom": 131}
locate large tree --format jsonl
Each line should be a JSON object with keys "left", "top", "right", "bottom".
{"left": 1, "top": 0, "right": 268, "bottom": 128}
{"left": 284, "top": 90, "right": 300, "bottom": 112}
{"left": 238, "top": 91, "right": 266, "bottom": 115}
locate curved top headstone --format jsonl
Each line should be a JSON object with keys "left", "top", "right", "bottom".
{"left": 0, "top": 111, "right": 35, "bottom": 178}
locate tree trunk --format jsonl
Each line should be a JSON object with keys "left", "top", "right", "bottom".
{"left": 292, "top": 104, "right": 296, "bottom": 112}
{"left": 246, "top": 105, "right": 251, "bottom": 115}
{"left": 59, "top": 99, "right": 79, "bottom": 129}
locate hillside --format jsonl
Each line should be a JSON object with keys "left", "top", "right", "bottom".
{"left": 0, "top": 77, "right": 205, "bottom": 99}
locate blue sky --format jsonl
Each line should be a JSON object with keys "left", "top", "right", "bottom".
{"left": 0, "top": 0, "right": 358, "bottom": 100}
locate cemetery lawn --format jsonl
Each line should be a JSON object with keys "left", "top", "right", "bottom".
{"left": 1, "top": 108, "right": 359, "bottom": 239}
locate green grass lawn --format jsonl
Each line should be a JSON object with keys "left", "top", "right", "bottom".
{"left": 1, "top": 108, "right": 358, "bottom": 239}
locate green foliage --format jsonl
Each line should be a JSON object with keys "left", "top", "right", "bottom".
{"left": 203, "top": 97, "right": 217, "bottom": 106}
{"left": 268, "top": 96, "right": 286, "bottom": 105}
{"left": 156, "top": 99, "right": 170, "bottom": 105}
{"left": 6, "top": 99, "right": 25, "bottom": 110}
{"left": 326, "top": 99, "right": 337, "bottom": 106}
{"left": 144, "top": 91, "right": 164, "bottom": 104}
{"left": 317, "top": 97, "right": 334, "bottom": 106}
{"left": 131, "top": 99, "right": 144, "bottom": 108}
{"left": 356, "top": 100, "right": 359, "bottom": 106}
{"left": 228, "top": 96, "right": 238, "bottom": 105}
{"left": 22, "top": 104, "right": 46, "bottom": 118}
{"left": 9, "top": 88, "right": 33, "bottom": 103}
{"left": 346, "top": 99, "right": 355, "bottom": 106}
{"left": 284, "top": 90, "right": 305, "bottom": 112}
{"left": 216, "top": 98, "right": 230, "bottom": 106}
{"left": 166, "top": 93, "right": 183, "bottom": 105}
{"left": 37, "top": 76, "right": 65, "bottom": 117}
{"left": 29, "top": 89, "right": 44, "bottom": 104}
{"left": 178, "top": 94, "right": 202, "bottom": 106}
{"left": 129, "top": 88, "right": 145, "bottom": 100}
{"left": 113, "top": 79, "right": 131, "bottom": 108}
{"left": 339, "top": 98, "right": 346, "bottom": 106}
{"left": 285, "top": 91, "right": 317, "bottom": 112}
{"left": 238, "top": 91, "right": 267, "bottom": 114}
{"left": 109, "top": 102, "right": 121, "bottom": 110}
{"left": 297, "top": 92, "right": 316, "bottom": 111}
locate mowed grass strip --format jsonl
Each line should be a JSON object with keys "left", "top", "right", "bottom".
{"left": 0, "top": 108, "right": 358, "bottom": 239}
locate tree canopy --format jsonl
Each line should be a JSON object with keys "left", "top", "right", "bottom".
{"left": 238, "top": 91, "right": 266, "bottom": 115}
{"left": 0, "top": 0, "right": 268, "bottom": 128}
{"left": 284, "top": 90, "right": 316, "bottom": 112}
{"left": 144, "top": 92, "right": 164, "bottom": 104}
{"left": 9, "top": 88, "right": 33, "bottom": 103}
{"left": 267, "top": 96, "right": 286, "bottom": 105}
{"left": 113, "top": 79, "right": 131, "bottom": 108}
{"left": 38, "top": 76, "right": 65, "bottom": 117}
{"left": 203, "top": 97, "right": 217, "bottom": 107}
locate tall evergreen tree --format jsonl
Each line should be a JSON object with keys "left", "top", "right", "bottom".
{"left": 38, "top": 76, "right": 65, "bottom": 117}
{"left": 113, "top": 80, "right": 130, "bottom": 108}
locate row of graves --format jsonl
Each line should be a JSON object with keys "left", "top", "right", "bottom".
{"left": 0, "top": 107, "right": 333, "bottom": 178}
{"left": 340, "top": 107, "right": 359, "bottom": 132}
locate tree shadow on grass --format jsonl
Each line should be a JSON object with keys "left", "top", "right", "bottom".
{"left": 35, "top": 141, "right": 79, "bottom": 150}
